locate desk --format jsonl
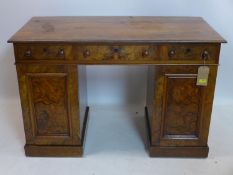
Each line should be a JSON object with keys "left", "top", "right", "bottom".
{"left": 8, "top": 16, "right": 226, "bottom": 157}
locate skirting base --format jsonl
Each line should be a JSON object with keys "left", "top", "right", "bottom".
{"left": 24, "top": 145, "right": 83, "bottom": 157}
{"left": 148, "top": 145, "right": 209, "bottom": 158}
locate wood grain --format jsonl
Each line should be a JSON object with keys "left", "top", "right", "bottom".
{"left": 16, "top": 65, "right": 81, "bottom": 145}
{"left": 163, "top": 76, "right": 200, "bottom": 136}
{"left": 24, "top": 107, "right": 89, "bottom": 157}
{"left": 146, "top": 65, "right": 218, "bottom": 148}
{"left": 14, "top": 43, "right": 73, "bottom": 60}
{"left": 145, "top": 107, "right": 209, "bottom": 157}
{"left": 29, "top": 74, "right": 69, "bottom": 136}
{"left": 8, "top": 16, "right": 226, "bottom": 43}
{"left": 14, "top": 43, "right": 220, "bottom": 65}
{"left": 74, "top": 44, "right": 158, "bottom": 62}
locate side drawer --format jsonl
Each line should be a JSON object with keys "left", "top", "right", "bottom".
{"left": 14, "top": 44, "right": 73, "bottom": 60}
{"left": 160, "top": 44, "right": 220, "bottom": 63}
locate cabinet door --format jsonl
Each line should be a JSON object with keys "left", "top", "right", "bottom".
{"left": 151, "top": 66, "right": 217, "bottom": 147}
{"left": 16, "top": 65, "right": 80, "bottom": 145}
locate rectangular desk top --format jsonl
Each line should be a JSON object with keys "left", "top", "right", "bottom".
{"left": 8, "top": 16, "right": 226, "bottom": 43}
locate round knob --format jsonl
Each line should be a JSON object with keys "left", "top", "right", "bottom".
{"left": 58, "top": 48, "right": 65, "bottom": 57}
{"left": 202, "top": 50, "right": 209, "bottom": 60}
{"left": 83, "top": 50, "right": 90, "bottom": 58}
{"left": 168, "top": 49, "right": 176, "bottom": 57}
{"left": 142, "top": 50, "right": 149, "bottom": 57}
{"left": 24, "top": 50, "right": 32, "bottom": 57}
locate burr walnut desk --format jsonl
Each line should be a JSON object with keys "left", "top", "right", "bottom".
{"left": 8, "top": 16, "right": 226, "bottom": 157}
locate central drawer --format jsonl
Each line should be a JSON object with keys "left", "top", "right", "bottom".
{"left": 74, "top": 45, "right": 159, "bottom": 62}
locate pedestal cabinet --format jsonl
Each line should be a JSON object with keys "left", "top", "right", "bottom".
{"left": 146, "top": 65, "right": 218, "bottom": 157}
{"left": 16, "top": 64, "right": 88, "bottom": 156}
{"left": 8, "top": 16, "right": 226, "bottom": 157}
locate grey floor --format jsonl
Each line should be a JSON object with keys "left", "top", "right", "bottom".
{"left": 0, "top": 100, "right": 233, "bottom": 175}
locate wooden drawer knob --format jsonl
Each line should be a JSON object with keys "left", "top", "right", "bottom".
{"left": 83, "top": 50, "right": 90, "bottom": 58}
{"left": 202, "top": 50, "right": 209, "bottom": 60}
{"left": 24, "top": 50, "right": 32, "bottom": 57}
{"left": 168, "top": 49, "right": 176, "bottom": 57}
{"left": 58, "top": 48, "right": 65, "bottom": 57}
{"left": 142, "top": 50, "right": 149, "bottom": 57}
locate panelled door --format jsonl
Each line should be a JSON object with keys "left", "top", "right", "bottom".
{"left": 16, "top": 65, "right": 81, "bottom": 145}
{"left": 151, "top": 66, "right": 218, "bottom": 147}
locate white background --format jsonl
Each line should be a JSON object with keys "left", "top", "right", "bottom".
{"left": 0, "top": 0, "right": 232, "bottom": 105}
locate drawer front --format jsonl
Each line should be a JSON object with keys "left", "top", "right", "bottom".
{"left": 74, "top": 45, "right": 159, "bottom": 62}
{"left": 14, "top": 44, "right": 73, "bottom": 60}
{"left": 161, "top": 44, "right": 220, "bottom": 63}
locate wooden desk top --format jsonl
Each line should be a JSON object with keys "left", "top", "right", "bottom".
{"left": 8, "top": 16, "right": 226, "bottom": 43}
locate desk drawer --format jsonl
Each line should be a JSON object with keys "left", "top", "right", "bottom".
{"left": 74, "top": 45, "right": 159, "bottom": 62}
{"left": 161, "top": 44, "right": 220, "bottom": 63}
{"left": 14, "top": 44, "right": 73, "bottom": 60}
